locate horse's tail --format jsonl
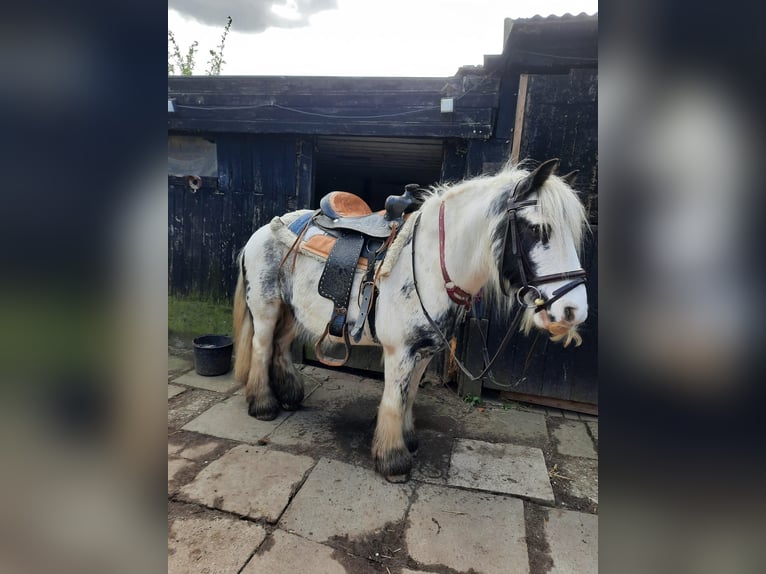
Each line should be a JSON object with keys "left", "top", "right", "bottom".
{"left": 233, "top": 250, "right": 253, "bottom": 385}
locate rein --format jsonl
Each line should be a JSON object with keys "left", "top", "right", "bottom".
{"left": 410, "top": 186, "right": 587, "bottom": 383}
{"left": 412, "top": 211, "right": 526, "bottom": 382}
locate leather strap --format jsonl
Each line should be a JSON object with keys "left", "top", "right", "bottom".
{"left": 439, "top": 202, "right": 474, "bottom": 310}
{"left": 350, "top": 238, "right": 383, "bottom": 342}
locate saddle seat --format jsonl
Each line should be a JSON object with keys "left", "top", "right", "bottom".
{"left": 315, "top": 191, "right": 393, "bottom": 238}
{"left": 314, "top": 186, "right": 425, "bottom": 238}
{"left": 320, "top": 191, "right": 373, "bottom": 218}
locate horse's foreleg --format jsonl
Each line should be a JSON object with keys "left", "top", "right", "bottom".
{"left": 403, "top": 355, "right": 432, "bottom": 454}
{"left": 269, "top": 305, "right": 304, "bottom": 410}
{"left": 373, "top": 348, "right": 416, "bottom": 481}
{"left": 246, "top": 301, "right": 281, "bottom": 421}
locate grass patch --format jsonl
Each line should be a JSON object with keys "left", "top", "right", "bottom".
{"left": 168, "top": 295, "right": 233, "bottom": 340}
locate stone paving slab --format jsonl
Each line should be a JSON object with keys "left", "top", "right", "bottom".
{"left": 409, "top": 429, "right": 453, "bottom": 485}
{"left": 168, "top": 384, "right": 186, "bottom": 399}
{"left": 173, "top": 370, "right": 240, "bottom": 394}
{"left": 175, "top": 440, "right": 221, "bottom": 461}
{"left": 406, "top": 483, "right": 529, "bottom": 574}
{"left": 169, "top": 514, "right": 266, "bottom": 574}
{"left": 169, "top": 389, "right": 227, "bottom": 429}
{"left": 447, "top": 438, "right": 555, "bottom": 504}
{"left": 298, "top": 364, "right": 334, "bottom": 381}
{"left": 264, "top": 407, "right": 336, "bottom": 448}
{"left": 267, "top": 387, "right": 378, "bottom": 455}
{"left": 168, "top": 355, "right": 193, "bottom": 375}
{"left": 182, "top": 394, "right": 293, "bottom": 443}
{"left": 460, "top": 407, "right": 548, "bottom": 444}
{"left": 168, "top": 458, "right": 194, "bottom": 493}
{"left": 242, "top": 529, "right": 359, "bottom": 574}
{"left": 180, "top": 444, "right": 316, "bottom": 522}
{"left": 545, "top": 508, "right": 598, "bottom": 574}
{"left": 279, "top": 458, "right": 412, "bottom": 543}
{"left": 559, "top": 457, "right": 598, "bottom": 506}
{"left": 168, "top": 441, "right": 183, "bottom": 457}
{"left": 551, "top": 421, "right": 597, "bottom": 459}
{"left": 303, "top": 374, "right": 383, "bottom": 405}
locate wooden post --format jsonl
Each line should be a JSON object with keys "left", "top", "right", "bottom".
{"left": 510, "top": 74, "right": 529, "bottom": 164}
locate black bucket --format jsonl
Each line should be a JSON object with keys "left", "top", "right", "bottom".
{"left": 193, "top": 335, "right": 234, "bottom": 376}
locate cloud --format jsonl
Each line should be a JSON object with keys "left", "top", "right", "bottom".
{"left": 168, "top": 0, "right": 338, "bottom": 33}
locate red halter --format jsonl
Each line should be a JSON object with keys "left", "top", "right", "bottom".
{"left": 439, "top": 202, "right": 474, "bottom": 310}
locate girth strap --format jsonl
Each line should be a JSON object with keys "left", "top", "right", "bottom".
{"left": 350, "top": 238, "right": 384, "bottom": 342}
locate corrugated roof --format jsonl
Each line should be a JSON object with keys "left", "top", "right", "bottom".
{"left": 492, "top": 12, "right": 598, "bottom": 72}
{"left": 519, "top": 12, "right": 598, "bottom": 22}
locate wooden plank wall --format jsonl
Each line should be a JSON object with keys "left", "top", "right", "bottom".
{"left": 168, "top": 75, "right": 499, "bottom": 139}
{"left": 520, "top": 68, "right": 598, "bottom": 223}
{"left": 168, "top": 133, "right": 314, "bottom": 300}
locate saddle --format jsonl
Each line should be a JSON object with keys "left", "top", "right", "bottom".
{"left": 285, "top": 185, "right": 425, "bottom": 367}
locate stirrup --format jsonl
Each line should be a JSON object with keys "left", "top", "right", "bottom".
{"left": 315, "top": 323, "right": 351, "bottom": 367}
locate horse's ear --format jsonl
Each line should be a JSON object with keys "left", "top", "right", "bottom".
{"left": 515, "top": 158, "right": 559, "bottom": 199}
{"left": 561, "top": 170, "right": 579, "bottom": 187}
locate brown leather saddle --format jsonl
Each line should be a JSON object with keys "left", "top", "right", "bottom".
{"left": 290, "top": 185, "right": 426, "bottom": 366}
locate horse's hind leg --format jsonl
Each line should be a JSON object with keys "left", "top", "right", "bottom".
{"left": 269, "top": 305, "right": 304, "bottom": 410}
{"left": 245, "top": 298, "right": 281, "bottom": 421}
{"left": 373, "top": 347, "right": 417, "bottom": 482}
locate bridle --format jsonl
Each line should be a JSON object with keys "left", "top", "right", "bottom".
{"left": 501, "top": 186, "right": 587, "bottom": 315}
{"left": 410, "top": 182, "right": 586, "bottom": 382}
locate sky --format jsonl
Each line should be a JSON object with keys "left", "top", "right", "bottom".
{"left": 168, "top": 0, "right": 598, "bottom": 77}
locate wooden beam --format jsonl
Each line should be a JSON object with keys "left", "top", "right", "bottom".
{"left": 510, "top": 73, "right": 529, "bottom": 164}
{"left": 498, "top": 390, "right": 598, "bottom": 416}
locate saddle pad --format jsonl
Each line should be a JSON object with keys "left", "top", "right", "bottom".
{"left": 270, "top": 210, "right": 414, "bottom": 273}
{"left": 283, "top": 212, "right": 375, "bottom": 268}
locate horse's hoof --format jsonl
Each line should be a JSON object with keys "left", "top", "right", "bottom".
{"left": 374, "top": 447, "right": 412, "bottom": 479}
{"left": 271, "top": 371, "right": 305, "bottom": 409}
{"left": 280, "top": 403, "right": 301, "bottom": 411}
{"left": 385, "top": 473, "right": 410, "bottom": 483}
{"left": 248, "top": 399, "right": 279, "bottom": 421}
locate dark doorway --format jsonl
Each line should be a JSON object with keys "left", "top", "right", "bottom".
{"left": 314, "top": 136, "right": 444, "bottom": 211}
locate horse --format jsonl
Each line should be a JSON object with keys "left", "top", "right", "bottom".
{"left": 232, "top": 158, "right": 589, "bottom": 481}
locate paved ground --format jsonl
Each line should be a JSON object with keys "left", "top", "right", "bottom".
{"left": 168, "top": 351, "right": 598, "bottom": 573}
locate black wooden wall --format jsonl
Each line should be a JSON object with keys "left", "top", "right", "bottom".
{"left": 168, "top": 134, "right": 313, "bottom": 300}
{"left": 456, "top": 68, "right": 598, "bottom": 407}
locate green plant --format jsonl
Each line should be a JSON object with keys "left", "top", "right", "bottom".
{"left": 168, "top": 16, "right": 232, "bottom": 76}
{"left": 168, "top": 32, "right": 198, "bottom": 76}
{"left": 463, "top": 393, "right": 482, "bottom": 407}
{"left": 205, "top": 16, "right": 232, "bottom": 76}
{"left": 168, "top": 295, "right": 233, "bottom": 338}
